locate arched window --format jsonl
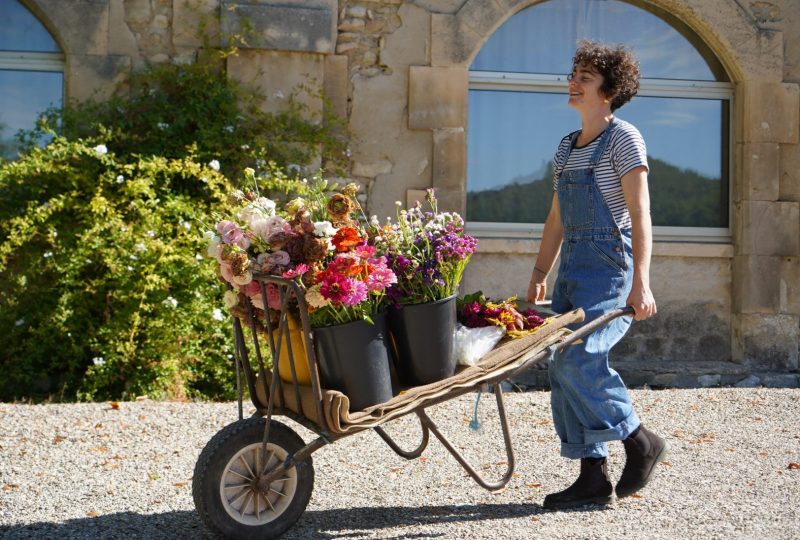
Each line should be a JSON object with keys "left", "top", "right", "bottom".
{"left": 0, "top": 0, "right": 64, "bottom": 160}
{"left": 466, "top": 0, "right": 732, "bottom": 242}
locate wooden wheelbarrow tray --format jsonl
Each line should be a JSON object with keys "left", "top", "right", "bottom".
{"left": 192, "top": 273, "right": 633, "bottom": 539}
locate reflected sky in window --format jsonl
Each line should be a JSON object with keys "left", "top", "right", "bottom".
{"left": 471, "top": 0, "right": 718, "bottom": 81}
{"left": 0, "top": 0, "right": 60, "bottom": 52}
{"left": 468, "top": 90, "right": 723, "bottom": 192}
{"left": 0, "top": 70, "right": 63, "bottom": 158}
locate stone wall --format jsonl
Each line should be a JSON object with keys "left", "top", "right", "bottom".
{"left": 21, "top": 0, "right": 800, "bottom": 387}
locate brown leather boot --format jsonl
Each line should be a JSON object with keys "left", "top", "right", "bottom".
{"left": 543, "top": 457, "right": 613, "bottom": 510}
{"left": 616, "top": 425, "right": 667, "bottom": 498}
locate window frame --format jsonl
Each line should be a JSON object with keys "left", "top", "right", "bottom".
{"left": 466, "top": 71, "right": 734, "bottom": 244}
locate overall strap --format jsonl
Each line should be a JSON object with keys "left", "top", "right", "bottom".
{"left": 588, "top": 117, "right": 618, "bottom": 169}
{"left": 554, "top": 130, "right": 581, "bottom": 179}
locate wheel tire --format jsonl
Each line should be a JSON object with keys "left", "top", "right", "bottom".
{"left": 193, "top": 418, "right": 314, "bottom": 539}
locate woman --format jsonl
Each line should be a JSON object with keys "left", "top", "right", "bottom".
{"left": 526, "top": 40, "right": 666, "bottom": 510}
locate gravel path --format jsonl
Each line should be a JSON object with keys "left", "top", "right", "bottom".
{"left": 1, "top": 388, "right": 799, "bottom": 539}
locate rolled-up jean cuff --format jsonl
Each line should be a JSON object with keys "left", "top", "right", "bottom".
{"left": 560, "top": 441, "right": 608, "bottom": 459}
{"left": 583, "top": 413, "right": 641, "bottom": 445}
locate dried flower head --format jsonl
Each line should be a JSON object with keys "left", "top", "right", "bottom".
{"left": 327, "top": 193, "right": 356, "bottom": 224}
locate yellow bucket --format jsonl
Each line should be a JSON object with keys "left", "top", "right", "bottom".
{"left": 272, "top": 314, "right": 311, "bottom": 385}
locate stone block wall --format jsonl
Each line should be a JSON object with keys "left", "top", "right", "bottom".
{"left": 22, "top": 0, "right": 800, "bottom": 387}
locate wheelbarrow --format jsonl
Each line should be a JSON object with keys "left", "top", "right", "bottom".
{"left": 192, "top": 273, "right": 633, "bottom": 538}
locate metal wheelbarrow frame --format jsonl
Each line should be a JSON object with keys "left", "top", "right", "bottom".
{"left": 192, "top": 273, "right": 633, "bottom": 538}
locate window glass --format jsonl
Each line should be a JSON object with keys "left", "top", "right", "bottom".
{"left": 0, "top": 0, "right": 60, "bottom": 52}
{"left": 0, "top": 1, "right": 64, "bottom": 160}
{"left": 0, "top": 70, "right": 63, "bottom": 159}
{"left": 467, "top": 90, "right": 728, "bottom": 227}
{"left": 472, "top": 0, "right": 722, "bottom": 81}
{"left": 467, "top": 0, "right": 731, "bottom": 232}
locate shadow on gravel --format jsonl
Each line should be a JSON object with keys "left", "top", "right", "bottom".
{"left": 1, "top": 502, "right": 606, "bottom": 539}
{"left": 286, "top": 502, "right": 609, "bottom": 538}
{"left": 0, "top": 511, "right": 213, "bottom": 540}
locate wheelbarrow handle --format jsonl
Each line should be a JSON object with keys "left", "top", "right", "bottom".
{"left": 553, "top": 306, "right": 636, "bottom": 352}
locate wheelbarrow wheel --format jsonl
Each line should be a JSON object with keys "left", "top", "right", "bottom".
{"left": 193, "top": 418, "right": 314, "bottom": 539}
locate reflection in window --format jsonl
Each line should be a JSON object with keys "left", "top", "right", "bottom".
{"left": 0, "top": 0, "right": 64, "bottom": 160}
{"left": 467, "top": 0, "right": 732, "bottom": 234}
{"left": 0, "top": 0, "right": 60, "bottom": 52}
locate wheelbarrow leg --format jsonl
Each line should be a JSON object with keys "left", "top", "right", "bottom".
{"left": 417, "top": 383, "right": 516, "bottom": 493}
{"left": 374, "top": 412, "right": 431, "bottom": 460}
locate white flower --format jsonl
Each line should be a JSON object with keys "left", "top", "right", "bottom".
{"left": 92, "top": 356, "right": 105, "bottom": 366}
{"left": 134, "top": 242, "right": 146, "bottom": 252}
{"left": 126, "top": 265, "right": 134, "bottom": 272}
{"left": 240, "top": 144, "right": 250, "bottom": 150}
{"left": 305, "top": 285, "right": 330, "bottom": 309}
{"left": 116, "top": 175, "right": 125, "bottom": 183}
{"left": 369, "top": 215, "right": 379, "bottom": 227}
{"left": 313, "top": 220, "right": 336, "bottom": 237}
{"left": 181, "top": 221, "right": 191, "bottom": 231}
{"left": 250, "top": 293, "right": 265, "bottom": 311}
{"left": 164, "top": 296, "right": 178, "bottom": 308}
{"left": 395, "top": 201, "right": 402, "bottom": 207}
{"left": 15, "top": 318, "right": 25, "bottom": 327}
{"left": 231, "top": 271, "right": 253, "bottom": 286}
{"left": 93, "top": 144, "right": 108, "bottom": 156}
{"left": 208, "top": 159, "right": 220, "bottom": 171}
{"left": 129, "top": 254, "right": 138, "bottom": 260}
{"left": 248, "top": 217, "right": 271, "bottom": 242}
{"left": 224, "top": 125, "right": 234, "bottom": 133}
{"left": 195, "top": 254, "right": 203, "bottom": 261}
{"left": 157, "top": 122, "right": 169, "bottom": 130}
{"left": 244, "top": 167, "right": 255, "bottom": 177}
{"left": 43, "top": 251, "right": 53, "bottom": 258}
{"left": 255, "top": 197, "right": 276, "bottom": 216}
{"left": 212, "top": 308, "right": 225, "bottom": 321}
{"left": 147, "top": 230, "right": 155, "bottom": 237}
{"left": 223, "top": 290, "right": 240, "bottom": 309}
{"left": 206, "top": 238, "right": 223, "bottom": 262}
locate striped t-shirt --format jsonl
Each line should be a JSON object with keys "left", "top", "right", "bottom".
{"left": 552, "top": 118, "right": 648, "bottom": 229}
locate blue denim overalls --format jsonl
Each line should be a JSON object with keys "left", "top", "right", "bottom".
{"left": 550, "top": 118, "right": 641, "bottom": 459}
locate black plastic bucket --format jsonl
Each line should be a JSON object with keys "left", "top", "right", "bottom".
{"left": 313, "top": 312, "right": 394, "bottom": 411}
{"left": 388, "top": 294, "right": 457, "bottom": 386}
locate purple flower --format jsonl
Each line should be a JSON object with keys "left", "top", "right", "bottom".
{"left": 216, "top": 220, "right": 250, "bottom": 249}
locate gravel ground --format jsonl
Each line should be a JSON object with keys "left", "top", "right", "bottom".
{"left": 1, "top": 388, "right": 799, "bottom": 539}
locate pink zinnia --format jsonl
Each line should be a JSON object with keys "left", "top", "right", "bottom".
{"left": 354, "top": 244, "right": 376, "bottom": 259}
{"left": 341, "top": 280, "right": 368, "bottom": 306}
{"left": 366, "top": 266, "right": 397, "bottom": 292}
{"left": 282, "top": 263, "right": 309, "bottom": 279}
{"left": 320, "top": 273, "right": 354, "bottom": 304}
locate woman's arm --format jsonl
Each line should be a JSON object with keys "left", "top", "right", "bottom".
{"left": 621, "top": 165, "right": 657, "bottom": 321}
{"left": 526, "top": 193, "right": 564, "bottom": 304}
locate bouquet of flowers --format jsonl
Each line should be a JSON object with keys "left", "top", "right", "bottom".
{"left": 205, "top": 168, "right": 395, "bottom": 327}
{"left": 300, "top": 227, "right": 396, "bottom": 327}
{"left": 457, "top": 291, "right": 546, "bottom": 337}
{"left": 376, "top": 189, "right": 477, "bottom": 305}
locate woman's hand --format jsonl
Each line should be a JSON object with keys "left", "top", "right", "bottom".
{"left": 526, "top": 268, "right": 548, "bottom": 304}
{"left": 626, "top": 281, "right": 657, "bottom": 321}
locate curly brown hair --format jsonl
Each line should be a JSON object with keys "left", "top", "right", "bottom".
{"left": 572, "top": 40, "right": 640, "bottom": 111}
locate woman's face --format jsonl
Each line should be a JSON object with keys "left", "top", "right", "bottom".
{"left": 567, "top": 63, "right": 609, "bottom": 112}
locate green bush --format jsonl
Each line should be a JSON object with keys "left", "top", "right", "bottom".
{"left": 0, "top": 58, "right": 346, "bottom": 402}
